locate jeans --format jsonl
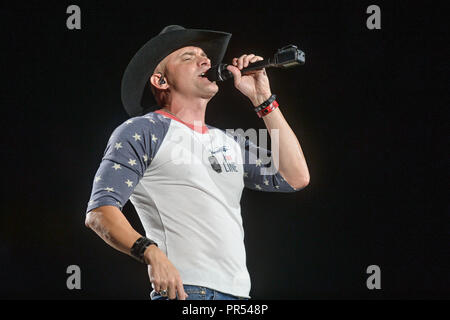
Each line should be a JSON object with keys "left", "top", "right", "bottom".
{"left": 150, "top": 285, "right": 249, "bottom": 300}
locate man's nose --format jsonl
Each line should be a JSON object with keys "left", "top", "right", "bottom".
{"left": 198, "top": 56, "right": 211, "bottom": 67}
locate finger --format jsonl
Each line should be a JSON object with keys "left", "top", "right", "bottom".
{"left": 250, "top": 56, "right": 263, "bottom": 63}
{"left": 243, "top": 54, "right": 255, "bottom": 68}
{"left": 168, "top": 279, "right": 177, "bottom": 300}
{"left": 155, "top": 280, "right": 161, "bottom": 294}
{"left": 232, "top": 58, "right": 238, "bottom": 66}
{"left": 150, "top": 273, "right": 160, "bottom": 293}
{"left": 226, "top": 65, "right": 241, "bottom": 86}
{"left": 176, "top": 280, "right": 188, "bottom": 300}
{"left": 238, "top": 54, "right": 247, "bottom": 69}
{"left": 159, "top": 278, "right": 168, "bottom": 295}
{"left": 153, "top": 282, "right": 160, "bottom": 293}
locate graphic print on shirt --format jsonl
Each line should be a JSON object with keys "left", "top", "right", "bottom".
{"left": 210, "top": 145, "right": 238, "bottom": 173}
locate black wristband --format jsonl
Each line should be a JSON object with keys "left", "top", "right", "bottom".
{"left": 254, "top": 94, "right": 276, "bottom": 112}
{"left": 130, "top": 236, "right": 158, "bottom": 264}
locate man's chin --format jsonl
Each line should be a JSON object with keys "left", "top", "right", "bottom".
{"left": 199, "top": 84, "right": 219, "bottom": 98}
{"left": 202, "top": 91, "right": 218, "bottom": 100}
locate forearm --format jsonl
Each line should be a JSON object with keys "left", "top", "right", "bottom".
{"left": 227, "top": 53, "right": 309, "bottom": 188}
{"left": 260, "top": 105, "right": 310, "bottom": 188}
{"left": 85, "top": 205, "right": 142, "bottom": 257}
{"left": 85, "top": 205, "right": 186, "bottom": 298}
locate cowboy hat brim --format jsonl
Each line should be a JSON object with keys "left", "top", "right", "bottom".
{"left": 121, "top": 26, "right": 232, "bottom": 117}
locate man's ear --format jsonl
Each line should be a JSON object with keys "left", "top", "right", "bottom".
{"left": 150, "top": 73, "right": 167, "bottom": 89}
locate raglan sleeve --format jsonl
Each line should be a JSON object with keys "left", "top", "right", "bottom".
{"left": 85, "top": 117, "right": 162, "bottom": 213}
{"left": 234, "top": 132, "right": 301, "bottom": 193}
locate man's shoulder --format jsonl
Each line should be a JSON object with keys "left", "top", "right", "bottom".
{"left": 123, "top": 111, "right": 171, "bottom": 128}
{"left": 110, "top": 112, "right": 171, "bottom": 139}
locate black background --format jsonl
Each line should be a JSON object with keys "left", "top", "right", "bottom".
{"left": 1, "top": 0, "right": 447, "bottom": 299}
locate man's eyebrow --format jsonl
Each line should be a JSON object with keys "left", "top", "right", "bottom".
{"left": 179, "top": 51, "right": 208, "bottom": 58}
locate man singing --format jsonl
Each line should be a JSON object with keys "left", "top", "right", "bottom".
{"left": 85, "top": 25, "right": 310, "bottom": 300}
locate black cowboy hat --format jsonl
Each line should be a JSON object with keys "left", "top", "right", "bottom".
{"left": 121, "top": 25, "right": 232, "bottom": 117}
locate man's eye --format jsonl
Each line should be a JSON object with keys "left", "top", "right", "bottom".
{"left": 183, "top": 57, "right": 191, "bottom": 61}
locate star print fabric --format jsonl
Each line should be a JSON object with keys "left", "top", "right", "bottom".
{"left": 231, "top": 131, "right": 299, "bottom": 193}
{"left": 86, "top": 115, "right": 169, "bottom": 213}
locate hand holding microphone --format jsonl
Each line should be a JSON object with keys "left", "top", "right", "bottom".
{"left": 204, "top": 44, "right": 305, "bottom": 82}
{"left": 225, "top": 54, "right": 272, "bottom": 107}
{"left": 208, "top": 45, "right": 305, "bottom": 106}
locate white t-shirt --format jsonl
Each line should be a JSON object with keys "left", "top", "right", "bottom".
{"left": 86, "top": 109, "right": 300, "bottom": 298}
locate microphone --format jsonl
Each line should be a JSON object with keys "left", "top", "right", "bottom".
{"left": 205, "top": 45, "right": 305, "bottom": 82}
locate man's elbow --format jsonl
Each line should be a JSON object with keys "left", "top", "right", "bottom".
{"left": 85, "top": 211, "right": 93, "bottom": 228}
{"left": 279, "top": 169, "right": 310, "bottom": 190}
{"left": 289, "top": 175, "right": 310, "bottom": 190}
{"left": 85, "top": 210, "right": 101, "bottom": 229}
{"left": 292, "top": 179, "right": 309, "bottom": 190}
{"left": 85, "top": 205, "right": 117, "bottom": 231}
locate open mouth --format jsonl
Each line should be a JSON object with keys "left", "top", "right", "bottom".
{"left": 198, "top": 72, "right": 215, "bottom": 83}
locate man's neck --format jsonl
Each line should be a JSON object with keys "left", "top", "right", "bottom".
{"left": 162, "top": 95, "right": 209, "bottom": 127}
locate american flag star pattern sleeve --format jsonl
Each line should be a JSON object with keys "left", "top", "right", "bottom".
{"left": 86, "top": 114, "right": 168, "bottom": 213}
{"left": 234, "top": 132, "right": 301, "bottom": 193}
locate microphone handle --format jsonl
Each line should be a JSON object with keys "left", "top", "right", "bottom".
{"left": 208, "top": 58, "right": 276, "bottom": 82}
{"left": 240, "top": 59, "right": 274, "bottom": 73}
